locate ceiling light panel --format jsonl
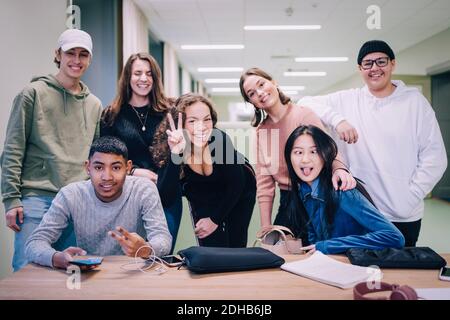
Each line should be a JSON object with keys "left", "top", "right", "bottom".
{"left": 204, "top": 79, "right": 239, "bottom": 84}
{"left": 198, "top": 67, "right": 244, "bottom": 72}
{"left": 211, "top": 88, "right": 240, "bottom": 93}
{"left": 181, "top": 44, "right": 244, "bottom": 50}
{"left": 244, "top": 25, "right": 321, "bottom": 31}
{"left": 295, "top": 57, "right": 349, "bottom": 62}
{"left": 284, "top": 71, "right": 327, "bottom": 77}
{"left": 279, "top": 86, "right": 305, "bottom": 91}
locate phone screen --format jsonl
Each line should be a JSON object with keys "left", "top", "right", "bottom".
{"left": 161, "top": 255, "right": 182, "bottom": 264}
{"left": 441, "top": 267, "right": 450, "bottom": 277}
{"left": 69, "top": 257, "right": 103, "bottom": 266}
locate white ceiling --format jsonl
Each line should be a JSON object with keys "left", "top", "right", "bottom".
{"left": 134, "top": 0, "right": 450, "bottom": 96}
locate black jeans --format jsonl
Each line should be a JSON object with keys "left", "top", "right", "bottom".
{"left": 393, "top": 219, "right": 422, "bottom": 247}
{"left": 192, "top": 189, "right": 256, "bottom": 248}
{"left": 273, "top": 189, "right": 291, "bottom": 227}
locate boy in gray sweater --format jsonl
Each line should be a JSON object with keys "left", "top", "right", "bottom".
{"left": 25, "top": 136, "right": 172, "bottom": 269}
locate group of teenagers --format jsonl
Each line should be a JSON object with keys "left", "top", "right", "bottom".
{"left": 1, "top": 29, "right": 447, "bottom": 272}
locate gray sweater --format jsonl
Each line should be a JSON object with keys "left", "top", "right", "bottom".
{"left": 25, "top": 176, "right": 172, "bottom": 267}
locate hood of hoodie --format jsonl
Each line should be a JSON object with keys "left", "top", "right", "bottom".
{"left": 363, "top": 80, "right": 419, "bottom": 103}
{"left": 362, "top": 80, "right": 422, "bottom": 110}
{"left": 31, "top": 74, "right": 91, "bottom": 97}
{"left": 388, "top": 80, "right": 419, "bottom": 98}
{"left": 31, "top": 74, "right": 91, "bottom": 128}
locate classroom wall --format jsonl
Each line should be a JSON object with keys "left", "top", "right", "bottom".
{"left": 210, "top": 95, "right": 243, "bottom": 122}
{"left": 122, "top": 0, "right": 148, "bottom": 66}
{"left": 163, "top": 43, "right": 180, "bottom": 97}
{"left": 74, "top": 0, "right": 121, "bottom": 106}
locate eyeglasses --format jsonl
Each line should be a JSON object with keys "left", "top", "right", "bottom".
{"left": 360, "top": 57, "right": 390, "bottom": 70}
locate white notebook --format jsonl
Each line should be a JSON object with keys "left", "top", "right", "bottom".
{"left": 281, "top": 251, "right": 383, "bottom": 289}
{"left": 415, "top": 288, "right": 450, "bottom": 300}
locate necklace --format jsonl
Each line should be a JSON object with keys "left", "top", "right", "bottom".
{"left": 130, "top": 105, "right": 149, "bottom": 131}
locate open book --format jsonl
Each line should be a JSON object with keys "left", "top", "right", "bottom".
{"left": 281, "top": 251, "right": 383, "bottom": 289}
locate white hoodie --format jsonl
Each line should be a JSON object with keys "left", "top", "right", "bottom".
{"left": 299, "top": 80, "right": 447, "bottom": 222}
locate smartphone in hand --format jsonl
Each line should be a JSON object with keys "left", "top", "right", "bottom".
{"left": 69, "top": 257, "right": 103, "bottom": 268}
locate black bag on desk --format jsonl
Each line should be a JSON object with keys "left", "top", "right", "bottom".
{"left": 346, "top": 247, "right": 446, "bottom": 269}
{"left": 178, "top": 246, "right": 285, "bottom": 274}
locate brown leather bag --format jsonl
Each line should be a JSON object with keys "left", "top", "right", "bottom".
{"left": 253, "top": 225, "right": 304, "bottom": 256}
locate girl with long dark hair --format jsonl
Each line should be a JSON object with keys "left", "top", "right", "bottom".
{"left": 284, "top": 125, "right": 404, "bottom": 254}
{"left": 152, "top": 93, "right": 256, "bottom": 247}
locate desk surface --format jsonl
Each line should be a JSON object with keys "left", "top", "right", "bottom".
{"left": 0, "top": 254, "right": 449, "bottom": 300}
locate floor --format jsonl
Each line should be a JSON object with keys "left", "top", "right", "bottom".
{"left": 417, "top": 198, "right": 450, "bottom": 253}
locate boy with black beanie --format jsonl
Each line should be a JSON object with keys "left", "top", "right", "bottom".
{"left": 298, "top": 40, "right": 447, "bottom": 246}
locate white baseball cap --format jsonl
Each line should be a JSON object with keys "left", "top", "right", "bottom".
{"left": 57, "top": 29, "right": 93, "bottom": 56}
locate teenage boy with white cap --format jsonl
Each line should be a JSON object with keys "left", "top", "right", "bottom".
{"left": 1, "top": 29, "right": 102, "bottom": 271}
{"left": 299, "top": 40, "right": 447, "bottom": 247}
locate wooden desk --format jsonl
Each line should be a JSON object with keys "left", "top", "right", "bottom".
{"left": 0, "top": 254, "right": 449, "bottom": 300}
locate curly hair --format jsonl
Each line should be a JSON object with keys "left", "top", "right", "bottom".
{"left": 102, "top": 52, "right": 172, "bottom": 127}
{"left": 239, "top": 67, "right": 291, "bottom": 127}
{"left": 151, "top": 93, "right": 218, "bottom": 168}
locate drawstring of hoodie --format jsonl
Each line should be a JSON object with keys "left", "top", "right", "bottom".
{"left": 37, "top": 75, "right": 89, "bottom": 130}
{"left": 82, "top": 93, "right": 87, "bottom": 130}
{"left": 62, "top": 87, "right": 88, "bottom": 130}
{"left": 63, "top": 90, "right": 67, "bottom": 115}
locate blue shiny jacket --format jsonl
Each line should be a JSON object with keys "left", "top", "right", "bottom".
{"left": 299, "top": 179, "right": 405, "bottom": 254}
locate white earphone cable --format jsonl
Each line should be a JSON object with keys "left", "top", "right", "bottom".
{"left": 120, "top": 245, "right": 168, "bottom": 275}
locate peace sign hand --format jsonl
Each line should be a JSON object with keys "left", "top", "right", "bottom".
{"left": 109, "top": 226, "right": 151, "bottom": 259}
{"left": 166, "top": 112, "right": 186, "bottom": 154}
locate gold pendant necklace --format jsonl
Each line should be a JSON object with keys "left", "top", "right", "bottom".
{"left": 130, "top": 105, "right": 149, "bottom": 131}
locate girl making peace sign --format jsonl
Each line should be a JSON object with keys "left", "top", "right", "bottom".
{"left": 152, "top": 93, "right": 256, "bottom": 247}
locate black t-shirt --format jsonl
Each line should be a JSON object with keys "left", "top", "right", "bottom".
{"left": 100, "top": 104, "right": 164, "bottom": 171}
{"left": 158, "top": 129, "right": 256, "bottom": 224}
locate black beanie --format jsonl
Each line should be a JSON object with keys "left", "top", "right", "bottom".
{"left": 357, "top": 40, "right": 395, "bottom": 65}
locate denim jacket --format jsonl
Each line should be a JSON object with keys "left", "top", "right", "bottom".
{"left": 299, "top": 179, "right": 405, "bottom": 254}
